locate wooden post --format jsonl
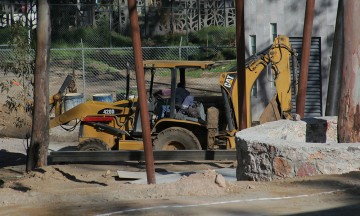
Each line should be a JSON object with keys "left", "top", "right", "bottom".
{"left": 235, "top": 0, "right": 246, "bottom": 130}
{"left": 338, "top": 0, "right": 360, "bottom": 143}
{"left": 26, "top": 0, "right": 51, "bottom": 171}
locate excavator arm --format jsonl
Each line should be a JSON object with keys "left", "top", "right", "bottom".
{"left": 219, "top": 35, "right": 296, "bottom": 129}
{"left": 49, "top": 100, "right": 135, "bottom": 128}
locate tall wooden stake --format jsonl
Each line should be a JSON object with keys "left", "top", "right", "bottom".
{"left": 26, "top": 0, "right": 51, "bottom": 171}
{"left": 235, "top": 0, "right": 247, "bottom": 130}
{"left": 338, "top": 0, "right": 360, "bottom": 142}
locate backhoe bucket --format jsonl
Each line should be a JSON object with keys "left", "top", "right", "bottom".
{"left": 259, "top": 95, "right": 281, "bottom": 124}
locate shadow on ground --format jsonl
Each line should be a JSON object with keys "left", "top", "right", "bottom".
{"left": 0, "top": 149, "right": 26, "bottom": 168}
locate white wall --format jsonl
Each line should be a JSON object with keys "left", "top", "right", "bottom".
{"left": 245, "top": 0, "right": 338, "bottom": 120}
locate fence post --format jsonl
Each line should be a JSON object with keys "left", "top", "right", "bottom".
{"left": 81, "top": 39, "right": 86, "bottom": 100}
{"left": 179, "top": 36, "right": 183, "bottom": 60}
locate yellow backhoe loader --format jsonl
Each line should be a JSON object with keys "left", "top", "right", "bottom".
{"left": 50, "top": 35, "right": 296, "bottom": 151}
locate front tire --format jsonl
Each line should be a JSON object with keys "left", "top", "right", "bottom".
{"left": 153, "top": 127, "right": 201, "bottom": 150}
{"left": 78, "top": 138, "right": 110, "bottom": 151}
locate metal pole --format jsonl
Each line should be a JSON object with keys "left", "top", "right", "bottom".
{"left": 81, "top": 39, "right": 86, "bottom": 100}
{"left": 170, "top": 68, "right": 177, "bottom": 118}
{"left": 128, "top": 0, "right": 156, "bottom": 184}
{"left": 235, "top": 0, "right": 247, "bottom": 130}
{"left": 338, "top": 0, "right": 360, "bottom": 143}
{"left": 325, "top": 0, "right": 344, "bottom": 116}
{"left": 179, "top": 36, "right": 182, "bottom": 60}
{"left": 126, "top": 62, "right": 130, "bottom": 99}
{"left": 296, "top": 0, "right": 315, "bottom": 118}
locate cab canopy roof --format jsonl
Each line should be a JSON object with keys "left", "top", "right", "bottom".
{"left": 143, "top": 60, "right": 215, "bottom": 69}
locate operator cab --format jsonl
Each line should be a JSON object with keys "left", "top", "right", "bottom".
{"left": 131, "top": 60, "right": 215, "bottom": 136}
{"left": 143, "top": 60, "right": 214, "bottom": 121}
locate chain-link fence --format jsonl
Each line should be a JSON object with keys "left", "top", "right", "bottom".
{"left": 0, "top": 1, "right": 237, "bottom": 104}
{"left": 50, "top": 46, "right": 236, "bottom": 102}
{"left": 0, "top": 44, "right": 235, "bottom": 104}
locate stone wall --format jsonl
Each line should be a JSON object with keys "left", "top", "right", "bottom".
{"left": 236, "top": 117, "right": 360, "bottom": 181}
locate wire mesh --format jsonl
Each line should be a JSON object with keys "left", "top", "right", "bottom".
{"left": 48, "top": 46, "right": 232, "bottom": 101}
{"left": 1, "top": 1, "right": 237, "bottom": 104}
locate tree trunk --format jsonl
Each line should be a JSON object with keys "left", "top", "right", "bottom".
{"left": 338, "top": 0, "right": 360, "bottom": 143}
{"left": 26, "top": 0, "right": 51, "bottom": 172}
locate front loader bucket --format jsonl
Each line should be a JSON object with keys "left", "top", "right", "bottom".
{"left": 259, "top": 95, "right": 282, "bottom": 124}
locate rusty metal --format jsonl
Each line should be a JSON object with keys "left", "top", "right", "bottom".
{"left": 27, "top": 0, "right": 51, "bottom": 171}
{"left": 128, "top": 0, "right": 156, "bottom": 184}
{"left": 325, "top": 0, "right": 344, "bottom": 116}
{"left": 235, "top": 0, "right": 247, "bottom": 130}
{"left": 296, "top": 0, "right": 315, "bottom": 118}
{"left": 338, "top": 0, "right": 360, "bottom": 143}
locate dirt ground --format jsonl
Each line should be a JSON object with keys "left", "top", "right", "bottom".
{"left": 1, "top": 102, "right": 360, "bottom": 215}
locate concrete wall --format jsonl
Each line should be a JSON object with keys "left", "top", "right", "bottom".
{"left": 245, "top": 0, "right": 338, "bottom": 120}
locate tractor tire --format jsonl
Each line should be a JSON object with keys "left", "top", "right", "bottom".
{"left": 153, "top": 127, "right": 201, "bottom": 150}
{"left": 78, "top": 138, "right": 110, "bottom": 151}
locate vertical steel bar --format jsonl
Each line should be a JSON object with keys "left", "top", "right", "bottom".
{"left": 296, "top": 0, "right": 315, "bottom": 118}
{"left": 128, "top": 0, "right": 156, "bottom": 184}
{"left": 170, "top": 68, "right": 177, "bottom": 118}
{"left": 235, "top": 0, "right": 247, "bottom": 130}
{"left": 325, "top": 0, "right": 344, "bottom": 116}
{"left": 338, "top": 0, "right": 360, "bottom": 142}
{"left": 81, "top": 39, "right": 86, "bottom": 100}
{"left": 126, "top": 62, "right": 130, "bottom": 99}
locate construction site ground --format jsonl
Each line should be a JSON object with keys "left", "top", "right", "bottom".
{"left": 0, "top": 100, "right": 360, "bottom": 215}
{"left": 0, "top": 137, "right": 360, "bottom": 215}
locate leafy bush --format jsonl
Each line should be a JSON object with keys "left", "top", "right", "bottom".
{"left": 188, "top": 26, "right": 235, "bottom": 47}
{"left": 0, "top": 27, "right": 12, "bottom": 45}
{"left": 111, "top": 32, "right": 132, "bottom": 47}
{"left": 0, "top": 24, "right": 34, "bottom": 128}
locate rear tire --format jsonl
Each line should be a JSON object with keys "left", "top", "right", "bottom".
{"left": 153, "top": 127, "right": 201, "bottom": 150}
{"left": 78, "top": 138, "right": 110, "bottom": 151}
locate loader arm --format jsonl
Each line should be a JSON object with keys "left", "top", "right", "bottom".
{"left": 49, "top": 100, "right": 134, "bottom": 129}
{"left": 219, "top": 35, "right": 295, "bottom": 129}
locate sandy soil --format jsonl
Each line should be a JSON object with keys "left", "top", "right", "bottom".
{"left": 1, "top": 136, "right": 360, "bottom": 215}
{"left": 1, "top": 101, "right": 360, "bottom": 215}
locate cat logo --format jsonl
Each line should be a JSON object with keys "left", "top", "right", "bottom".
{"left": 224, "top": 74, "right": 234, "bottom": 88}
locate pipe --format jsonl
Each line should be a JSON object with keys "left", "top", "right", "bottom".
{"left": 296, "top": 0, "right": 315, "bottom": 118}
{"left": 128, "top": 0, "right": 156, "bottom": 184}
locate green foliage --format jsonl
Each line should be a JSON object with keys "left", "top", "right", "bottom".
{"left": 111, "top": 32, "right": 133, "bottom": 47}
{"left": 86, "top": 59, "right": 120, "bottom": 76}
{"left": 188, "top": 26, "right": 236, "bottom": 47}
{"left": 142, "top": 34, "right": 185, "bottom": 47}
{"left": 0, "top": 24, "right": 34, "bottom": 128}
{"left": 0, "top": 27, "right": 12, "bottom": 45}
{"left": 186, "top": 26, "right": 236, "bottom": 61}
{"left": 221, "top": 48, "right": 237, "bottom": 59}
{"left": 52, "top": 16, "right": 134, "bottom": 48}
